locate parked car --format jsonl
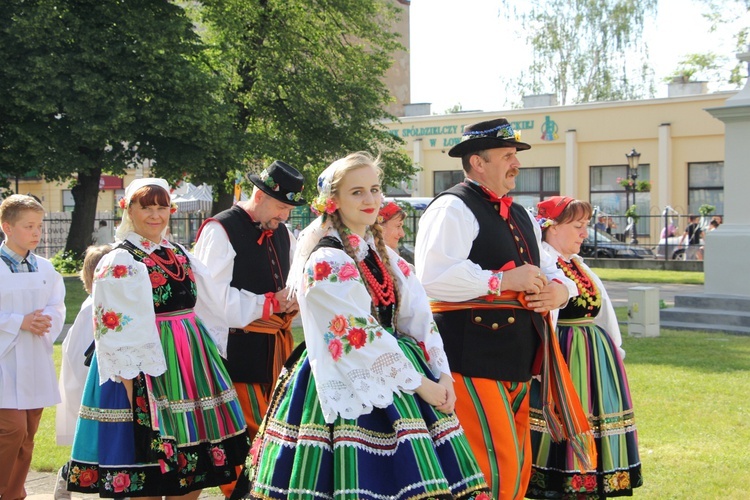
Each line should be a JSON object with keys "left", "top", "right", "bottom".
{"left": 653, "top": 236, "right": 688, "bottom": 260}
{"left": 580, "top": 226, "right": 655, "bottom": 259}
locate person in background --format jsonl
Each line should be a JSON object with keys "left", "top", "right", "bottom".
{"left": 54, "top": 245, "right": 113, "bottom": 500}
{"left": 527, "top": 196, "right": 642, "bottom": 498}
{"left": 378, "top": 200, "right": 406, "bottom": 252}
{"left": 293, "top": 223, "right": 302, "bottom": 239}
{"left": 415, "top": 118, "right": 592, "bottom": 500}
{"left": 679, "top": 215, "right": 703, "bottom": 260}
{"left": 192, "top": 160, "right": 304, "bottom": 498}
{"left": 92, "top": 220, "right": 111, "bottom": 245}
{"left": 65, "top": 178, "right": 248, "bottom": 498}
{"left": 0, "top": 194, "right": 66, "bottom": 500}
{"left": 249, "top": 152, "right": 491, "bottom": 499}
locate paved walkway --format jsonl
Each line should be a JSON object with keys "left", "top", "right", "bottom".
{"left": 31, "top": 281, "right": 702, "bottom": 497}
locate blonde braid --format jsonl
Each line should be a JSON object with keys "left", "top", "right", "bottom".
{"left": 370, "top": 222, "right": 401, "bottom": 332}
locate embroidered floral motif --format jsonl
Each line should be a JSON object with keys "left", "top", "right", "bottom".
{"left": 605, "top": 470, "right": 631, "bottom": 492}
{"left": 94, "top": 305, "right": 133, "bottom": 339}
{"left": 139, "top": 237, "right": 153, "bottom": 249}
{"left": 306, "top": 259, "right": 361, "bottom": 286}
{"left": 103, "top": 470, "right": 146, "bottom": 494}
{"left": 487, "top": 271, "right": 502, "bottom": 295}
{"left": 211, "top": 445, "right": 227, "bottom": 466}
{"left": 68, "top": 465, "right": 98, "bottom": 488}
{"left": 396, "top": 258, "right": 411, "bottom": 277}
{"left": 96, "top": 264, "right": 137, "bottom": 280}
{"left": 323, "top": 314, "right": 383, "bottom": 360}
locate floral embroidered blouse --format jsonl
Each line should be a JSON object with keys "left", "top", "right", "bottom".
{"left": 299, "top": 228, "right": 451, "bottom": 424}
{"left": 92, "top": 232, "right": 228, "bottom": 384}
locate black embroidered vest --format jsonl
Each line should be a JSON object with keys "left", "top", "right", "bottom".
{"left": 430, "top": 183, "right": 545, "bottom": 382}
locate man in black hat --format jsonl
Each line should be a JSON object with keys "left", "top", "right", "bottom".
{"left": 414, "top": 118, "right": 577, "bottom": 500}
{"left": 193, "top": 160, "right": 305, "bottom": 497}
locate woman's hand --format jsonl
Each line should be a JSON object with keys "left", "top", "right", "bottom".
{"left": 434, "top": 373, "right": 457, "bottom": 414}
{"left": 415, "top": 376, "right": 449, "bottom": 409}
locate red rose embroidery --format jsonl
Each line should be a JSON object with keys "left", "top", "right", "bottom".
{"left": 397, "top": 259, "right": 411, "bottom": 277}
{"left": 142, "top": 258, "right": 155, "bottom": 267}
{"left": 163, "top": 442, "right": 174, "bottom": 458}
{"left": 476, "top": 494, "right": 491, "bottom": 500}
{"left": 583, "top": 475, "right": 597, "bottom": 490}
{"left": 328, "top": 338, "right": 343, "bottom": 361}
{"left": 347, "top": 327, "right": 367, "bottom": 349}
{"left": 329, "top": 315, "right": 348, "bottom": 337}
{"left": 177, "top": 453, "right": 187, "bottom": 469}
{"left": 150, "top": 271, "right": 167, "bottom": 288}
{"left": 101, "top": 311, "right": 120, "bottom": 330}
{"left": 136, "top": 396, "right": 148, "bottom": 412}
{"left": 111, "top": 472, "right": 130, "bottom": 493}
{"left": 112, "top": 265, "right": 128, "bottom": 278}
{"left": 338, "top": 262, "right": 359, "bottom": 281}
{"left": 313, "top": 261, "right": 332, "bottom": 280}
{"left": 78, "top": 468, "right": 98, "bottom": 488}
{"left": 176, "top": 254, "right": 187, "bottom": 264}
{"left": 347, "top": 234, "right": 360, "bottom": 248}
{"left": 211, "top": 446, "right": 226, "bottom": 466}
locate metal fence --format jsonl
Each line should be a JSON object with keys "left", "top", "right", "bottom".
{"left": 31, "top": 209, "right": 720, "bottom": 261}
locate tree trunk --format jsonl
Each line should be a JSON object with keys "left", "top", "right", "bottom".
{"left": 66, "top": 168, "right": 102, "bottom": 258}
{"left": 212, "top": 182, "right": 234, "bottom": 216}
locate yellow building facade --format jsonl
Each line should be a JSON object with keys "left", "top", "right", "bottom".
{"left": 384, "top": 91, "right": 733, "bottom": 244}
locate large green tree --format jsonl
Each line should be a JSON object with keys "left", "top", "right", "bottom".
{"left": 192, "top": 0, "right": 414, "bottom": 213}
{"left": 499, "top": 0, "right": 658, "bottom": 105}
{"left": 0, "top": 0, "right": 236, "bottom": 256}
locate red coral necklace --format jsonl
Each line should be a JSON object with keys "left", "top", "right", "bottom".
{"left": 148, "top": 248, "right": 186, "bottom": 281}
{"left": 357, "top": 252, "right": 395, "bottom": 307}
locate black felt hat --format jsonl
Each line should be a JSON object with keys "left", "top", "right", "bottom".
{"left": 248, "top": 160, "right": 305, "bottom": 206}
{"left": 448, "top": 118, "right": 531, "bottom": 158}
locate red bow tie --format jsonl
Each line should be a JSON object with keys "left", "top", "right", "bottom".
{"left": 476, "top": 184, "right": 513, "bottom": 219}
{"left": 257, "top": 229, "right": 274, "bottom": 245}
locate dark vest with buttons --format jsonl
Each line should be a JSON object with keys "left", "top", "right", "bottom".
{"left": 199, "top": 204, "right": 291, "bottom": 383}
{"left": 431, "top": 182, "right": 545, "bottom": 382}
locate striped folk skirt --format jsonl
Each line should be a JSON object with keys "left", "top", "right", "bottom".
{"left": 67, "top": 309, "right": 249, "bottom": 497}
{"left": 250, "top": 336, "right": 491, "bottom": 500}
{"left": 527, "top": 318, "right": 642, "bottom": 499}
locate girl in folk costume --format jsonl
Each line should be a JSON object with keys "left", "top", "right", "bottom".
{"left": 66, "top": 178, "right": 249, "bottom": 499}
{"left": 527, "top": 197, "right": 642, "bottom": 499}
{"left": 249, "top": 152, "right": 491, "bottom": 499}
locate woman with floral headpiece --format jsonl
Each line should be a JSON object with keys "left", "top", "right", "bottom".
{"left": 248, "top": 152, "right": 490, "bottom": 499}
{"left": 527, "top": 197, "right": 642, "bottom": 499}
{"left": 65, "top": 178, "right": 249, "bottom": 499}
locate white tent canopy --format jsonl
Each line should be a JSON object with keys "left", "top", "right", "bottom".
{"left": 171, "top": 183, "right": 213, "bottom": 213}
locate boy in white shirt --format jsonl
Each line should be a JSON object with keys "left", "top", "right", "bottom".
{"left": 0, "top": 194, "right": 65, "bottom": 500}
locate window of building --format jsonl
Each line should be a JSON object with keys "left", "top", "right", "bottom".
{"left": 514, "top": 167, "right": 560, "bottom": 209}
{"left": 688, "top": 161, "right": 723, "bottom": 215}
{"left": 433, "top": 170, "right": 464, "bottom": 195}
{"left": 590, "top": 164, "right": 651, "bottom": 237}
{"left": 62, "top": 190, "right": 75, "bottom": 213}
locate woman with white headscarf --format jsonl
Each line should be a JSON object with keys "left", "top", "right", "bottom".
{"left": 64, "top": 178, "right": 248, "bottom": 499}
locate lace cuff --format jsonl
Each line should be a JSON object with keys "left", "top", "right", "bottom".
{"left": 97, "top": 342, "right": 167, "bottom": 383}
{"left": 317, "top": 351, "right": 421, "bottom": 423}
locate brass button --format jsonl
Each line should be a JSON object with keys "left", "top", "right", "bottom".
{"left": 519, "top": 247, "right": 525, "bottom": 253}
{"left": 491, "top": 323, "right": 499, "bottom": 330}
{"left": 515, "top": 236, "right": 520, "bottom": 241}
{"left": 508, "top": 317, "right": 515, "bottom": 324}
{"left": 474, "top": 316, "right": 482, "bottom": 323}
{"left": 510, "top": 224, "right": 515, "bottom": 230}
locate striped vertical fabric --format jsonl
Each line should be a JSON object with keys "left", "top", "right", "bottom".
{"left": 527, "top": 320, "right": 642, "bottom": 498}
{"left": 251, "top": 337, "right": 491, "bottom": 499}
{"left": 452, "top": 376, "right": 532, "bottom": 500}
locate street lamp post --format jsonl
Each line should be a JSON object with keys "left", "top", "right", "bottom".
{"left": 625, "top": 148, "right": 641, "bottom": 244}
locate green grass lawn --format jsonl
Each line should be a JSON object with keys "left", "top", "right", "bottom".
{"left": 63, "top": 276, "right": 88, "bottom": 324}
{"left": 35, "top": 324, "right": 750, "bottom": 498}
{"left": 591, "top": 267, "right": 704, "bottom": 284}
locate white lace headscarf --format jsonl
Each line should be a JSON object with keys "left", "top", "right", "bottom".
{"left": 114, "top": 177, "right": 171, "bottom": 242}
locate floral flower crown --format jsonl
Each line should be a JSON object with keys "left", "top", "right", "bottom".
{"left": 310, "top": 163, "right": 338, "bottom": 217}
{"left": 118, "top": 197, "right": 178, "bottom": 214}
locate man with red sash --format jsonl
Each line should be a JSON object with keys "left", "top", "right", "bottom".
{"left": 193, "top": 160, "right": 305, "bottom": 498}
{"left": 415, "top": 118, "right": 594, "bottom": 500}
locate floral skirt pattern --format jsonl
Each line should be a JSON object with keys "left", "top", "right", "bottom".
{"left": 526, "top": 319, "right": 642, "bottom": 499}
{"left": 67, "top": 310, "right": 249, "bottom": 497}
{"left": 250, "top": 336, "right": 491, "bottom": 500}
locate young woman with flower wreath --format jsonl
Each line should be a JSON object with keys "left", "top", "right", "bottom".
{"left": 65, "top": 178, "right": 249, "bottom": 499}
{"left": 248, "top": 152, "right": 491, "bottom": 499}
{"left": 527, "top": 197, "right": 642, "bottom": 499}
